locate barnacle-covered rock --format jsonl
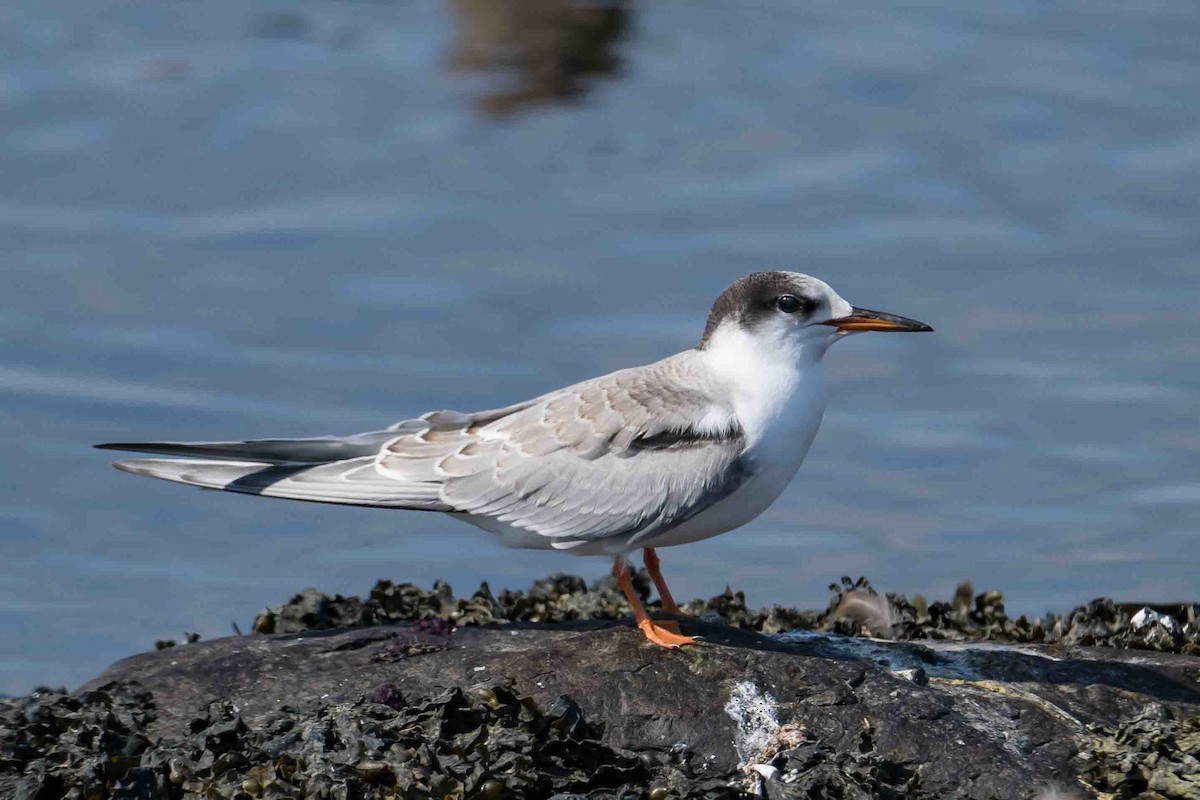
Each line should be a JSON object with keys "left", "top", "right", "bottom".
{"left": 2, "top": 678, "right": 755, "bottom": 799}
{"left": 250, "top": 573, "right": 1200, "bottom": 656}
{"left": 251, "top": 587, "right": 375, "bottom": 634}
{"left": 762, "top": 723, "right": 924, "bottom": 799}
{"left": 51, "top": 618, "right": 1197, "bottom": 798}
{"left": 0, "top": 682, "right": 157, "bottom": 800}
{"left": 252, "top": 572, "right": 653, "bottom": 636}
{"left": 6, "top": 577, "right": 1200, "bottom": 799}
{"left": 1079, "top": 703, "right": 1200, "bottom": 799}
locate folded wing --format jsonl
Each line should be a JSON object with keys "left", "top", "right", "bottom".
{"left": 380, "top": 353, "right": 747, "bottom": 543}
{"left": 100, "top": 352, "right": 748, "bottom": 545}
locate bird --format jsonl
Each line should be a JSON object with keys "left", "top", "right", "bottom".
{"left": 97, "top": 271, "right": 932, "bottom": 648}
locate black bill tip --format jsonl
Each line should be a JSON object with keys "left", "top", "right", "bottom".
{"left": 822, "top": 307, "right": 933, "bottom": 333}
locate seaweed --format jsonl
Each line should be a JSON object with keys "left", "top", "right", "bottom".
{"left": 1, "top": 680, "right": 751, "bottom": 799}
{"left": 760, "top": 723, "right": 925, "bottom": 799}
{"left": 1079, "top": 703, "right": 1200, "bottom": 799}
{"left": 0, "top": 676, "right": 954, "bottom": 799}
{"left": 6, "top": 573, "right": 1200, "bottom": 799}
{"left": 251, "top": 572, "right": 1200, "bottom": 656}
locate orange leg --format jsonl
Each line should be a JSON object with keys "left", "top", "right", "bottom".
{"left": 612, "top": 557, "right": 697, "bottom": 648}
{"left": 642, "top": 547, "right": 692, "bottom": 617}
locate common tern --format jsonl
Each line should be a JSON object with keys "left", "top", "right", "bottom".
{"left": 98, "top": 272, "right": 932, "bottom": 647}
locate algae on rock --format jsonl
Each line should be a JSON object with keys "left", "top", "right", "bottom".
{"left": 251, "top": 572, "right": 1200, "bottom": 656}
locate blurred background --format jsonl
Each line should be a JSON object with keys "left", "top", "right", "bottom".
{"left": 2, "top": 0, "right": 1198, "bottom": 695}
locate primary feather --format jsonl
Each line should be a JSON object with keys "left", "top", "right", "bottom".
{"left": 96, "top": 431, "right": 400, "bottom": 465}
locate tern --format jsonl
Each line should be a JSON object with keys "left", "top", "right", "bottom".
{"left": 98, "top": 272, "right": 932, "bottom": 647}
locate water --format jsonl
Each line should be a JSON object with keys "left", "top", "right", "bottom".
{"left": 2, "top": 0, "right": 1199, "bottom": 695}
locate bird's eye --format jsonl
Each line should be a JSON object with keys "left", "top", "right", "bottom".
{"left": 776, "top": 294, "right": 804, "bottom": 314}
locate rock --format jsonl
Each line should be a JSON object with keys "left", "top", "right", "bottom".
{"left": 3, "top": 576, "right": 1199, "bottom": 799}
{"left": 0, "top": 619, "right": 1190, "bottom": 798}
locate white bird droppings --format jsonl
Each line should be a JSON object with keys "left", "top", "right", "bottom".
{"left": 724, "top": 680, "right": 780, "bottom": 766}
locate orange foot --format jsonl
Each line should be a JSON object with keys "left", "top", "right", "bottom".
{"left": 638, "top": 618, "right": 699, "bottom": 648}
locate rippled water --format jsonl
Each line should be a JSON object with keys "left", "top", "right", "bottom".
{"left": 2, "top": 0, "right": 1199, "bottom": 694}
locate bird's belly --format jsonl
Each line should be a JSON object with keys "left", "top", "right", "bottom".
{"left": 643, "top": 453, "right": 801, "bottom": 548}
{"left": 453, "top": 442, "right": 810, "bottom": 555}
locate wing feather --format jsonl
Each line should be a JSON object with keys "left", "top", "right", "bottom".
{"left": 95, "top": 431, "right": 401, "bottom": 464}
{"left": 113, "top": 457, "right": 449, "bottom": 509}
{"left": 378, "top": 351, "right": 746, "bottom": 544}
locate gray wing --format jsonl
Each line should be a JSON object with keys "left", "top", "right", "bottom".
{"left": 379, "top": 352, "right": 748, "bottom": 543}
{"left": 99, "top": 353, "right": 748, "bottom": 541}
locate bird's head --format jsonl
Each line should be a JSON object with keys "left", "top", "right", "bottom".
{"left": 698, "top": 271, "right": 932, "bottom": 356}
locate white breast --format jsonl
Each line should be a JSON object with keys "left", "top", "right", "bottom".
{"left": 637, "top": 322, "right": 831, "bottom": 549}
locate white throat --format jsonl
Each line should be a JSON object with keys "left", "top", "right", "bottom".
{"left": 700, "top": 321, "right": 833, "bottom": 446}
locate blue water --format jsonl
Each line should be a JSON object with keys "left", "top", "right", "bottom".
{"left": 2, "top": 0, "right": 1199, "bottom": 695}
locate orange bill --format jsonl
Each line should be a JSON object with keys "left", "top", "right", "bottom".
{"left": 822, "top": 307, "right": 933, "bottom": 333}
